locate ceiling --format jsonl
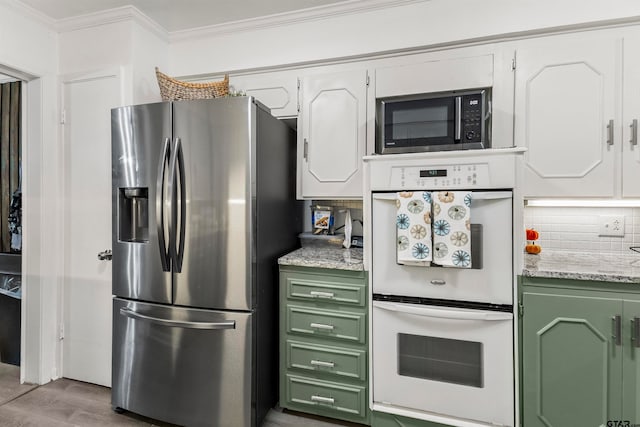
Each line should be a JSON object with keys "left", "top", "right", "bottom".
{"left": 19, "top": 0, "right": 350, "bottom": 32}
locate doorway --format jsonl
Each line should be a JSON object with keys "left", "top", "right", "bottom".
{"left": 0, "top": 75, "right": 24, "bottom": 398}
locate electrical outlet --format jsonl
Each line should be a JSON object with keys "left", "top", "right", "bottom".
{"left": 599, "top": 215, "right": 625, "bottom": 237}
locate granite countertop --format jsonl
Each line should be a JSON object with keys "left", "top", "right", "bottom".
{"left": 278, "top": 247, "right": 364, "bottom": 271}
{"left": 523, "top": 251, "right": 640, "bottom": 284}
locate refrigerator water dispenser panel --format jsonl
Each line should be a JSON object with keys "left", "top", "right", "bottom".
{"left": 119, "top": 187, "right": 149, "bottom": 243}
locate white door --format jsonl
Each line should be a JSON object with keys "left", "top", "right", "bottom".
{"left": 371, "top": 191, "right": 513, "bottom": 305}
{"left": 623, "top": 36, "right": 640, "bottom": 197}
{"left": 298, "top": 69, "right": 367, "bottom": 199}
{"left": 515, "top": 35, "right": 621, "bottom": 198}
{"left": 372, "top": 301, "right": 514, "bottom": 427}
{"left": 62, "top": 71, "right": 121, "bottom": 386}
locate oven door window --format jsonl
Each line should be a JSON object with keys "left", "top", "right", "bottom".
{"left": 384, "top": 97, "right": 455, "bottom": 148}
{"left": 398, "top": 333, "right": 483, "bottom": 388}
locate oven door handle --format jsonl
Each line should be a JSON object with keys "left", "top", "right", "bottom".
{"left": 373, "top": 193, "right": 398, "bottom": 201}
{"left": 373, "top": 301, "right": 512, "bottom": 321}
{"left": 471, "top": 191, "right": 512, "bottom": 201}
{"left": 373, "top": 192, "right": 511, "bottom": 201}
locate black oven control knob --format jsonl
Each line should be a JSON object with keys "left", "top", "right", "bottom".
{"left": 465, "top": 131, "right": 476, "bottom": 140}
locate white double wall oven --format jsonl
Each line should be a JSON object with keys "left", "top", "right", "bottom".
{"left": 365, "top": 149, "right": 524, "bottom": 427}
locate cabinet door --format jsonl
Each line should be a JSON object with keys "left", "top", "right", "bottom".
{"left": 515, "top": 36, "right": 621, "bottom": 197}
{"left": 522, "top": 292, "right": 622, "bottom": 427}
{"left": 298, "top": 69, "right": 367, "bottom": 199}
{"left": 622, "top": 37, "right": 640, "bottom": 197}
{"left": 229, "top": 70, "right": 298, "bottom": 117}
{"left": 623, "top": 299, "right": 640, "bottom": 423}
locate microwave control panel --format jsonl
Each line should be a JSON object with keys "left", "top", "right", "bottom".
{"left": 390, "top": 163, "right": 490, "bottom": 189}
{"left": 461, "top": 93, "right": 484, "bottom": 142}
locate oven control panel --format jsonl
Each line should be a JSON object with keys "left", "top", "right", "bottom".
{"left": 390, "top": 163, "right": 491, "bottom": 189}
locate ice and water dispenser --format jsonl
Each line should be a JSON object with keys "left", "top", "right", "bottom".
{"left": 118, "top": 187, "right": 149, "bottom": 243}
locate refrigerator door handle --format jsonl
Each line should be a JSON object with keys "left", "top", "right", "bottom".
{"left": 156, "top": 137, "right": 171, "bottom": 272}
{"left": 120, "top": 308, "right": 236, "bottom": 330}
{"left": 168, "top": 137, "right": 186, "bottom": 273}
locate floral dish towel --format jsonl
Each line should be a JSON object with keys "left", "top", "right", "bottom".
{"left": 432, "top": 191, "right": 473, "bottom": 268}
{"left": 396, "top": 191, "right": 432, "bottom": 266}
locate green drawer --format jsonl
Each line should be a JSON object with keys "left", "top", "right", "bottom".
{"left": 285, "top": 374, "right": 367, "bottom": 421}
{"left": 286, "top": 305, "right": 366, "bottom": 344}
{"left": 286, "top": 277, "right": 365, "bottom": 307}
{"left": 286, "top": 340, "right": 366, "bottom": 381}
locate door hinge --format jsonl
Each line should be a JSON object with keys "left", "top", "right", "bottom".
{"left": 59, "top": 323, "right": 64, "bottom": 340}
{"left": 518, "top": 301, "right": 524, "bottom": 317}
{"left": 297, "top": 78, "right": 301, "bottom": 113}
{"left": 60, "top": 109, "right": 66, "bottom": 125}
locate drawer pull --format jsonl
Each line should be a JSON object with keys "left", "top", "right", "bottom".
{"left": 311, "top": 395, "right": 335, "bottom": 405}
{"left": 310, "top": 322, "right": 335, "bottom": 331}
{"left": 309, "top": 291, "right": 335, "bottom": 299}
{"left": 310, "top": 359, "right": 335, "bottom": 368}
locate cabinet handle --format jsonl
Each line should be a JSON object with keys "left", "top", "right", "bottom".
{"left": 607, "top": 119, "right": 614, "bottom": 146}
{"left": 310, "top": 322, "right": 334, "bottom": 331}
{"left": 633, "top": 317, "right": 640, "bottom": 348}
{"left": 304, "top": 138, "right": 309, "bottom": 161}
{"left": 454, "top": 96, "right": 462, "bottom": 141}
{"left": 311, "top": 395, "right": 335, "bottom": 405}
{"left": 430, "top": 280, "right": 446, "bottom": 286}
{"left": 612, "top": 315, "right": 622, "bottom": 346}
{"left": 309, "top": 291, "right": 335, "bottom": 299}
{"left": 310, "top": 359, "right": 335, "bottom": 368}
{"left": 631, "top": 119, "right": 638, "bottom": 147}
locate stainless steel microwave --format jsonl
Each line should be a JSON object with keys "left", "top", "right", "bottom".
{"left": 376, "top": 88, "right": 491, "bottom": 154}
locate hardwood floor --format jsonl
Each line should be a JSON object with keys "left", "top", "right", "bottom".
{"left": 0, "top": 363, "right": 347, "bottom": 426}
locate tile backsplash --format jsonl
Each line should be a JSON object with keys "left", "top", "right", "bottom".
{"left": 524, "top": 206, "right": 640, "bottom": 255}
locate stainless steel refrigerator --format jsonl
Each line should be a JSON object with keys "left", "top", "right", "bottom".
{"left": 110, "top": 97, "right": 301, "bottom": 427}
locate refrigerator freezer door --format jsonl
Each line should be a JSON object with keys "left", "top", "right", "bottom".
{"left": 172, "top": 98, "right": 254, "bottom": 310}
{"left": 111, "top": 103, "right": 172, "bottom": 303}
{"left": 112, "top": 298, "right": 252, "bottom": 427}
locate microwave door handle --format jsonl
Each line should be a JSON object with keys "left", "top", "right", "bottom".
{"left": 374, "top": 301, "right": 512, "bottom": 321}
{"left": 455, "top": 96, "right": 462, "bottom": 142}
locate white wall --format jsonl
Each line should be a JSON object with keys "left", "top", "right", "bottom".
{"left": 131, "top": 22, "right": 169, "bottom": 104}
{"left": 0, "top": 0, "right": 59, "bottom": 384}
{"left": 59, "top": 17, "right": 168, "bottom": 104}
{"left": 168, "top": 0, "right": 640, "bottom": 76}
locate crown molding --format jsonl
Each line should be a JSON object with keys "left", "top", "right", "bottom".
{"left": 1, "top": 0, "right": 56, "bottom": 31}
{"left": 55, "top": 5, "right": 168, "bottom": 41}
{"left": 169, "top": 0, "right": 428, "bottom": 42}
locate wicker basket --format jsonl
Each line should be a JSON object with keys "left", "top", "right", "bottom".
{"left": 155, "top": 67, "right": 229, "bottom": 101}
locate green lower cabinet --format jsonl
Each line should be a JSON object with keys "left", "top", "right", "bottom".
{"left": 286, "top": 340, "right": 367, "bottom": 381}
{"left": 521, "top": 279, "right": 640, "bottom": 427}
{"left": 284, "top": 374, "right": 367, "bottom": 423}
{"left": 280, "top": 266, "right": 369, "bottom": 425}
{"left": 623, "top": 299, "right": 640, "bottom": 424}
{"left": 370, "top": 411, "right": 452, "bottom": 427}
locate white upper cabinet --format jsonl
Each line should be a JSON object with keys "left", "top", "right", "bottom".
{"left": 622, "top": 35, "right": 640, "bottom": 198}
{"left": 298, "top": 68, "right": 368, "bottom": 199}
{"left": 375, "top": 54, "right": 494, "bottom": 98}
{"left": 515, "top": 34, "right": 622, "bottom": 198}
{"left": 229, "top": 70, "right": 299, "bottom": 118}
